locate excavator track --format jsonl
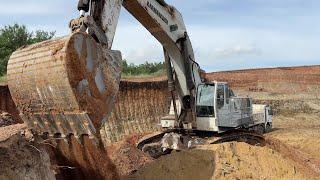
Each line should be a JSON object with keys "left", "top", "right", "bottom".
{"left": 137, "top": 129, "right": 265, "bottom": 158}
{"left": 7, "top": 32, "right": 122, "bottom": 138}
{"left": 211, "top": 130, "right": 266, "bottom": 146}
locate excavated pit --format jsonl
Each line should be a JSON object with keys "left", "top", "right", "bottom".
{"left": 0, "top": 65, "right": 319, "bottom": 179}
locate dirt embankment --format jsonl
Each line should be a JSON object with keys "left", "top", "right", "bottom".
{"left": 207, "top": 65, "right": 320, "bottom": 95}
{"left": 0, "top": 86, "right": 21, "bottom": 124}
{"left": 101, "top": 80, "right": 170, "bottom": 143}
{"left": 133, "top": 142, "right": 308, "bottom": 180}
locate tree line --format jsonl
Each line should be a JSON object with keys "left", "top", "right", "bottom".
{"left": 122, "top": 60, "right": 165, "bottom": 76}
{"left": 0, "top": 24, "right": 164, "bottom": 77}
{"left": 0, "top": 24, "right": 55, "bottom": 75}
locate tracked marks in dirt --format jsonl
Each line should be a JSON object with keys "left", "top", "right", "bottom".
{"left": 266, "top": 137, "right": 320, "bottom": 179}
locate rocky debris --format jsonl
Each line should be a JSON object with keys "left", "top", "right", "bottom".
{"left": 0, "top": 125, "right": 55, "bottom": 180}
{"left": 0, "top": 124, "right": 120, "bottom": 180}
{"left": 0, "top": 111, "right": 15, "bottom": 127}
{"left": 107, "top": 137, "right": 154, "bottom": 176}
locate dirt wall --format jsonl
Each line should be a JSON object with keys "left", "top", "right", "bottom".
{"left": 207, "top": 65, "right": 320, "bottom": 94}
{"left": 0, "top": 86, "right": 21, "bottom": 123}
{"left": 100, "top": 80, "right": 170, "bottom": 143}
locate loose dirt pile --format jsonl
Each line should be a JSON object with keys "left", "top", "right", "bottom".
{"left": 133, "top": 142, "right": 307, "bottom": 180}
{"left": 0, "top": 125, "right": 55, "bottom": 180}
{"left": 0, "top": 124, "right": 120, "bottom": 180}
{"left": 107, "top": 139, "right": 153, "bottom": 176}
{"left": 132, "top": 149, "right": 215, "bottom": 180}
{"left": 204, "top": 142, "right": 307, "bottom": 180}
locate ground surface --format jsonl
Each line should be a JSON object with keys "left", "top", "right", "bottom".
{"left": 132, "top": 113, "right": 320, "bottom": 180}
{"left": 0, "top": 124, "right": 55, "bottom": 180}
{"left": 0, "top": 65, "right": 319, "bottom": 179}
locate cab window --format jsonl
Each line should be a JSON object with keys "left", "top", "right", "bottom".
{"left": 196, "top": 84, "right": 215, "bottom": 117}
{"left": 217, "top": 85, "right": 225, "bottom": 108}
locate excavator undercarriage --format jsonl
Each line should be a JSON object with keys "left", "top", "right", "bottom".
{"left": 137, "top": 129, "right": 266, "bottom": 158}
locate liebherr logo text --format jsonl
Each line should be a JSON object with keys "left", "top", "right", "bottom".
{"left": 147, "top": 1, "right": 169, "bottom": 25}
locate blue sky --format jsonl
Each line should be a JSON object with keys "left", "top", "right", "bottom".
{"left": 1, "top": 0, "right": 319, "bottom": 72}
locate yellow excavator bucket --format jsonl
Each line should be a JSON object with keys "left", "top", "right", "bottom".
{"left": 7, "top": 32, "right": 122, "bottom": 138}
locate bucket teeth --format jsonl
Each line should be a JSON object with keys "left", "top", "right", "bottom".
{"left": 7, "top": 32, "right": 122, "bottom": 138}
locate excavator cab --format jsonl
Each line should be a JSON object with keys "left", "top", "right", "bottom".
{"left": 161, "top": 82, "right": 253, "bottom": 133}
{"left": 196, "top": 82, "right": 253, "bottom": 132}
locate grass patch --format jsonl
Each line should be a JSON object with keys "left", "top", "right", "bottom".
{"left": 122, "top": 69, "right": 165, "bottom": 78}
{"left": 0, "top": 75, "right": 7, "bottom": 83}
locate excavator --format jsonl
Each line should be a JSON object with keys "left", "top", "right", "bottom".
{"left": 7, "top": 0, "right": 272, "bottom": 157}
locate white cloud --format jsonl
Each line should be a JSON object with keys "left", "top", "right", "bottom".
{"left": 112, "top": 22, "right": 163, "bottom": 64}
{"left": 213, "top": 45, "right": 261, "bottom": 59}
{"left": 113, "top": 23, "right": 320, "bottom": 70}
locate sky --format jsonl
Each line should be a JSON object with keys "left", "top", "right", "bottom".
{"left": 1, "top": 0, "right": 319, "bottom": 72}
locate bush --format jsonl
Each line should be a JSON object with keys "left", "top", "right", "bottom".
{"left": 122, "top": 60, "right": 165, "bottom": 76}
{"left": 0, "top": 24, "right": 55, "bottom": 75}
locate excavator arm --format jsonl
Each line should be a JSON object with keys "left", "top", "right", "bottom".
{"left": 91, "top": 0, "right": 203, "bottom": 122}
{"left": 6, "top": 0, "right": 202, "bottom": 139}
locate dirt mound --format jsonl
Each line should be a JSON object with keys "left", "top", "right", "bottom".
{"left": 205, "top": 142, "right": 307, "bottom": 180}
{"left": 132, "top": 149, "right": 215, "bottom": 180}
{"left": 133, "top": 142, "right": 308, "bottom": 180}
{"left": 0, "top": 124, "right": 120, "bottom": 180}
{"left": 107, "top": 139, "right": 154, "bottom": 176}
{"left": 0, "top": 125, "right": 55, "bottom": 180}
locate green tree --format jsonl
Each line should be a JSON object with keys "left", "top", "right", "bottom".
{"left": 122, "top": 59, "right": 165, "bottom": 76}
{"left": 0, "top": 24, "right": 55, "bottom": 75}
